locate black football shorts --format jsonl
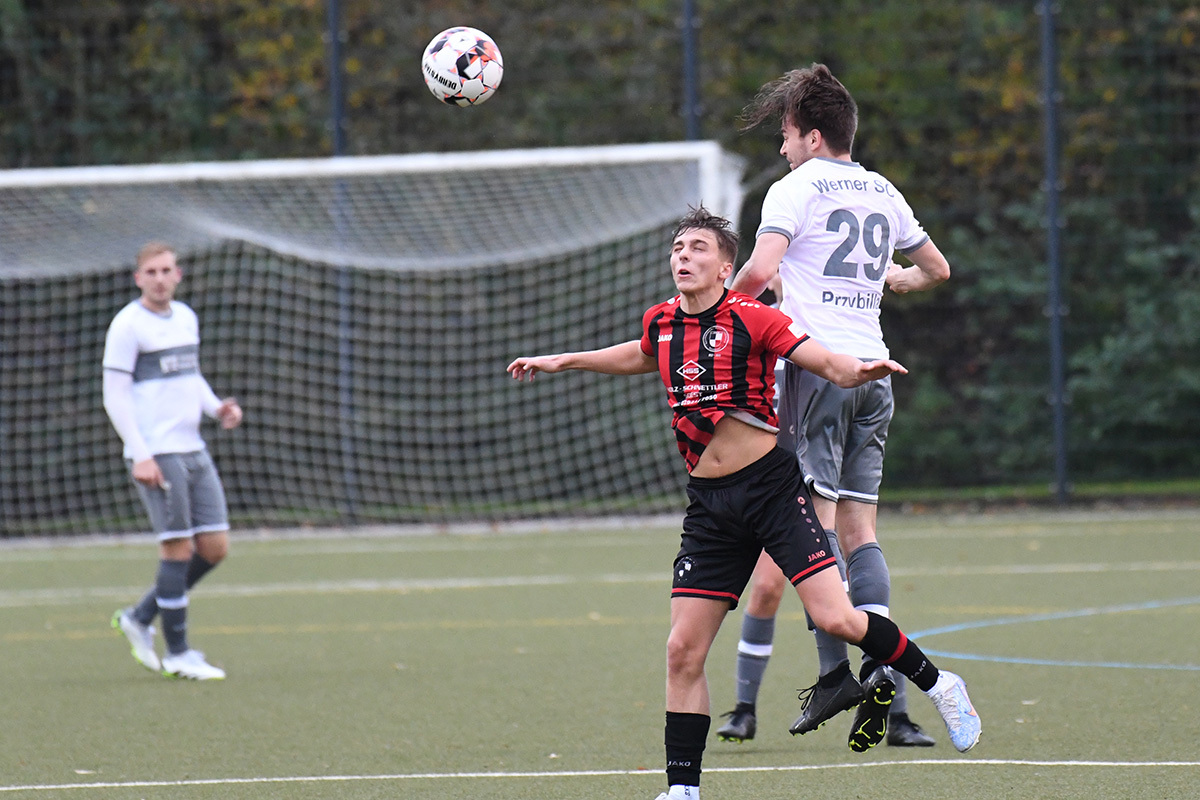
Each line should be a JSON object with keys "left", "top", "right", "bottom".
{"left": 672, "top": 446, "right": 838, "bottom": 609}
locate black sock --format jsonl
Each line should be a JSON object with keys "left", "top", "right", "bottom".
{"left": 665, "top": 711, "right": 709, "bottom": 788}
{"left": 857, "top": 611, "right": 939, "bottom": 692}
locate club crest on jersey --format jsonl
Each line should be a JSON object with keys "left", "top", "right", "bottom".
{"left": 702, "top": 325, "right": 730, "bottom": 354}
{"left": 677, "top": 360, "right": 706, "bottom": 381}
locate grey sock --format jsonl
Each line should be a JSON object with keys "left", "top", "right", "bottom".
{"left": 154, "top": 559, "right": 190, "bottom": 655}
{"left": 132, "top": 588, "right": 158, "bottom": 626}
{"left": 893, "top": 678, "right": 909, "bottom": 714}
{"left": 131, "top": 553, "right": 217, "bottom": 627}
{"left": 847, "top": 542, "right": 908, "bottom": 711}
{"left": 186, "top": 553, "right": 216, "bottom": 588}
{"left": 734, "top": 612, "right": 776, "bottom": 706}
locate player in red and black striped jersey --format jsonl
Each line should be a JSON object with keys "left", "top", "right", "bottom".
{"left": 507, "top": 207, "right": 981, "bottom": 800}
{"left": 640, "top": 282, "right": 805, "bottom": 473}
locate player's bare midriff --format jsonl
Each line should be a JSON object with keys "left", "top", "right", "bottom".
{"left": 689, "top": 415, "right": 778, "bottom": 479}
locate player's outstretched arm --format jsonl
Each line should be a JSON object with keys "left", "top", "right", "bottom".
{"left": 508, "top": 339, "right": 656, "bottom": 381}
{"left": 787, "top": 339, "right": 907, "bottom": 388}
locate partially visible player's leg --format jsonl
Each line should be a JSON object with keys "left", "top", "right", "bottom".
{"left": 748, "top": 463, "right": 862, "bottom": 738}
{"left": 157, "top": 451, "right": 229, "bottom": 680}
{"left": 189, "top": 449, "right": 231, "bottom": 584}
{"left": 151, "top": 452, "right": 226, "bottom": 680}
{"left": 666, "top": 596, "right": 726, "bottom": 713}
{"left": 114, "top": 453, "right": 189, "bottom": 674}
{"left": 778, "top": 364, "right": 857, "bottom": 733}
{"left": 836, "top": 379, "right": 932, "bottom": 748}
{"left": 155, "top": 536, "right": 195, "bottom": 660}
{"left": 837, "top": 502, "right": 897, "bottom": 750}
{"left": 661, "top": 595, "right": 730, "bottom": 799}
{"left": 121, "top": 528, "right": 226, "bottom": 644}
{"left": 842, "top": 532, "right": 934, "bottom": 746}
{"left": 190, "top": 529, "right": 227, "bottom": 587}
{"left": 788, "top": 517, "right": 863, "bottom": 736}
{"left": 663, "top": 460, "right": 773, "bottom": 798}
{"left": 794, "top": 576, "right": 981, "bottom": 752}
{"left": 716, "top": 552, "right": 785, "bottom": 742}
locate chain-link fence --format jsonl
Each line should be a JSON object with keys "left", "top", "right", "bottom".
{"left": 1, "top": 1, "right": 1197, "bottom": 535}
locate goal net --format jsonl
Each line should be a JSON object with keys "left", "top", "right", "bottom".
{"left": 0, "top": 142, "right": 745, "bottom": 536}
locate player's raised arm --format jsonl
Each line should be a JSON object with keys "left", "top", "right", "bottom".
{"left": 730, "top": 231, "right": 789, "bottom": 299}
{"left": 786, "top": 338, "right": 907, "bottom": 388}
{"left": 886, "top": 239, "right": 950, "bottom": 294}
{"left": 508, "top": 339, "right": 656, "bottom": 381}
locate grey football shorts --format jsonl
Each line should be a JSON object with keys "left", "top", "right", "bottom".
{"left": 777, "top": 360, "right": 893, "bottom": 504}
{"left": 130, "top": 450, "right": 230, "bottom": 541}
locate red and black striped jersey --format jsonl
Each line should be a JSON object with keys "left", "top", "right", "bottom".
{"left": 639, "top": 289, "right": 809, "bottom": 472}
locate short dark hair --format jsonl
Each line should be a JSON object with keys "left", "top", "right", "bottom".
{"left": 673, "top": 206, "right": 739, "bottom": 262}
{"left": 740, "top": 63, "right": 858, "bottom": 155}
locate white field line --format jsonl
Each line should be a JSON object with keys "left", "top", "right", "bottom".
{"left": 4, "top": 560, "right": 1200, "bottom": 609}
{"left": 0, "top": 572, "right": 663, "bottom": 609}
{"left": 2, "top": 507, "right": 1198, "bottom": 557}
{"left": 3, "top": 759, "right": 1199, "bottom": 793}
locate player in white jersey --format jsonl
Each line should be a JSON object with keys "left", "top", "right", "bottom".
{"left": 716, "top": 64, "right": 952, "bottom": 751}
{"left": 103, "top": 242, "right": 242, "bottom": 681}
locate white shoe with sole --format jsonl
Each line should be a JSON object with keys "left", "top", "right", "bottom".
{"left": 112, "top": 609, "right": 160, "bottom": 672}
{"left": 927, "top": 670, "right": 981, "bottom": 752}
{"left": 161, "top": 649, "right": 226, "bottom": 680}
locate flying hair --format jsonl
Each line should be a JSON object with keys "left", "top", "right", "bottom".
{"left": 740, "top": 63, "right": 858, "bottom": 156}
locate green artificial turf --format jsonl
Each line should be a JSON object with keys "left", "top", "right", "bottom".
{"left": 1, "top": 508, "right": 1198, "bottom": 798}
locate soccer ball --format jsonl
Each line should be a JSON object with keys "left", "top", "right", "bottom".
{"left": 421, "top": 27, "right": 504, "bottom": 107}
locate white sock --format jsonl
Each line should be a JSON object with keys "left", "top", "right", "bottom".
{"left": 668, "top": 785, "right": 699, "bottom": 800}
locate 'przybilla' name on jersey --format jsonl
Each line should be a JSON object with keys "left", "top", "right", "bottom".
{"left": 811, "top": 177, "right": 897, "bottom": 197}
{"left": 822, "top": 290, "right": 882, "bottom": 309}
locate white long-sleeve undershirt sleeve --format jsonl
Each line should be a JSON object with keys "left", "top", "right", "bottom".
{"left": 102, "top": 369, "right": 152, "bottom": 463}
{"left": 198, "top": 375, "right": 222, "bottom": 418}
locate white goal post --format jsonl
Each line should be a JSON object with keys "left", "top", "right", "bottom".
{"left": 0, "top": 142, "right": 746, "bottom": 535}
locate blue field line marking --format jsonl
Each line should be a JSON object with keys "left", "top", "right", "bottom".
{"left": 911, "top": 595, "right": 1200, "bottom": 671}
{"left": 917, "top": 650, "right": 1200, "bottom": 670}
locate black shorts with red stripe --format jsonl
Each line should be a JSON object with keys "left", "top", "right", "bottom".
{"left": 672, "top": 446, "right": 836, "bottom": 609}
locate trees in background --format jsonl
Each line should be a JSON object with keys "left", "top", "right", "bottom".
{"left": 1, "top": 0, "right": 1196, "bottom": 488}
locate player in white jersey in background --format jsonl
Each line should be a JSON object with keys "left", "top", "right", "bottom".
{"left": 716, "top": 63, "right": 952, "bottom": 751}
{"left": 104, "top": 242, "right": 242, "bottom": 680}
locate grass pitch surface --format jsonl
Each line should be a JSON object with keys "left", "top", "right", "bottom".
{"left": 2, "top": 509, "right": 1198, "bottom": 799}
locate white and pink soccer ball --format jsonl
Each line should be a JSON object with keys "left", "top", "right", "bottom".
{"left": 421, "top": 27, "right": 504, "bottom": 107}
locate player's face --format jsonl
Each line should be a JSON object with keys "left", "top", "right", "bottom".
{"left": 671, "top": 228, "right": 732, "bottom": 294}
{"left": 134, "top": 250, "right": 182, "bottom": 312}
{"left": 780, "top": 119, "right": 817, "bottom": 170}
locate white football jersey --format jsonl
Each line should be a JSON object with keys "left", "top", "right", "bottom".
{"left": 103, "top": 300, "right": 216, "bottom": 458}
{"left": 757, "top": 157, "right": 929, "bottom": 359}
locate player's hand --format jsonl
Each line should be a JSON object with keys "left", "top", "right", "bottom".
{"left": 859, "top": 358, "right": 908, "bottom": 381}
{"left": 131, "top": 457, "right": 166, "bottom": 488}
{"left": 507, "top": 355, "right": 562, "bottom": 381}
{"left": 216, "top": 398, "right": 243, "bottom": 429}
{"left": 885, "top": 262, "right": 912, "bottom": 293}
